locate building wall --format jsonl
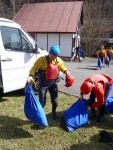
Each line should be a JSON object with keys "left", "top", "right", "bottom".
{"left": 36, "top": 33, "right": 74, "bottom": 59}
{"left": 60, "top": 34, "right": 72, "bottom": 57}
{"left": 36, "top": 33, "right": 47, "bottom": 50}
{"left": 48, "top": 34, "right": 59, "bottom": 52}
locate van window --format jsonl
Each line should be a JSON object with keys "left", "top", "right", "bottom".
{"left": 1, "top": 26, "right": 33, "bottom": 53}
{"left": 20, "top": 31, "right": 33, "bottom": 52}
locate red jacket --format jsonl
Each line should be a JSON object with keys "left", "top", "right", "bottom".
{"left": 83, "top": 74, "right": 113, "bottom": 108}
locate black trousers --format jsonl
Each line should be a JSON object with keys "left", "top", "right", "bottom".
{"left": 89, "top": 92, "right": 105, "bottom": 117}
{"left": 38, "top": 82, "right": 58, "bottom": 111}
{"left": 108, "top": 54, "right": 111, "bottom": 62}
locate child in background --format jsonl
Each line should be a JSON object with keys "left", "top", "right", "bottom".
{"left": 97, "top": 45, "right": 106, "bottom": 66}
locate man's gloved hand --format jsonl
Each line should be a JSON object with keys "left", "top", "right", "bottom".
{"left": 80, "top": 94, "right": 83, "bottom": 100}
{"left": 27, "top": 76, "right": 33, "bottom": 84}
{"left": 65, "top": 71, "right": 70, "bottom": 76}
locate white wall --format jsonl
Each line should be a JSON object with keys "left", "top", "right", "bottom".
{"left": 36, "top": 34, "right": 47, "bottom": 50}
{"left": 36, "top": 33, "right": 73, "bottom": 57}
{"left": 60, "top": 34, "right": 72, "bottom": 57}
{"left": 48, "top": 34, "right": 59, "bottom": 51}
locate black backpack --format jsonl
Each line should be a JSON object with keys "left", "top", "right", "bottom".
{"left": 99, "top": 130, "right": 112, "bottom": 143}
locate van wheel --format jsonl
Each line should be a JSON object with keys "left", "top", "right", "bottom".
{"left": 31, "top": 76, "right": 39, "bottom": 95}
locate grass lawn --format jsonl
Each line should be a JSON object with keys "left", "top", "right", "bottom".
{"left": 0, "top": 90, "right": 113, "bottom": 150}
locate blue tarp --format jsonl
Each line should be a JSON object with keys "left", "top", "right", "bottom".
{"left": 24, "top": 84, "right": 48, "bottom": 126}
{"left": 64, "top": 98, "right": 88, "bottom": 132}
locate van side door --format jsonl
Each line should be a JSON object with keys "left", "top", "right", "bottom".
{"left": 0, "top": 26, "right": 38, "bottom": 93}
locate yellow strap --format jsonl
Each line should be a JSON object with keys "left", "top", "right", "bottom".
{"left": 31, "top": 78, "right": 36, "bottom": 84}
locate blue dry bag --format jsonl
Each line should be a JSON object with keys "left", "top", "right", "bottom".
{"left": 64, "top": 98, "right": 88, "bottom": 132}
{"left": 24, "top": 84, "right": 48, "bottom": 126}
{"left": 97, "top": 58, "right": 103, "bottom": 68}
{"left": 105, "top": 84, "right": 113, "bottom": 113}
{"left": 105, "top": 97, "right": 113, "bottom": 113}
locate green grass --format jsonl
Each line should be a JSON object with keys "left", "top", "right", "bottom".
{"left": 0, "top": 90, "right": 113, "bottom": 150}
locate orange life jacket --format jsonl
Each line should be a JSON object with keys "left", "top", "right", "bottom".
{"left": 106, "top": 50, "right": 111, "bottom": 55}
{"left": 46, "top": 56, "right": 58, "bottom": 80}
{"left": 99, "top": 51, "right": 104, "bottom": 56}
{"left": 46, "top": 63, "right": 58, "bottom": 80}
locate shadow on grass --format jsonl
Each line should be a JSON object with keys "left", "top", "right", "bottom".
{"left": 83, "top": 110, "right": 113, "bottom": 130}
{"left": 28, "top": 111, "right": 68, "bottom": 131}
{"left": 0, "top": 89, "right": 25, "bottom": 103}
{"left": 0, "top": 97, "right": 8, "bottom": 102}
{"left": 0, "top": 89, "right": 25, "bottom": 98}
{"left": 42, "top": 111, "right": 67, "bottom": 131}
{"left": 0, "top": 115, "right": 33, "bottom": 139}
{"left": 70, "top": 133, "right": 113, "bottom": 150}
{"left": 45, "top": 110, "right": 113, "bottom": 132}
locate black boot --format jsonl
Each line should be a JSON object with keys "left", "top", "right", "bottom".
{"left": 32, "top": 124, "right": 45, "bottom": 129}
{"left": 89, "top": 113, "right": 95, "bottom": 119}
{"left": 89, "top": 105, "right": 95, "bottom": 119}
{"left": 97, "top": 116, "right": 104, "bottom": 123}
{"left": 97, "top": 104, "right": 105, "bottom": 123}
{"left": 52, "top": 110, "right": 58, "bottom": 119}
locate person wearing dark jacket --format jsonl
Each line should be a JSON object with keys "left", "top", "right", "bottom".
{"left": 27, "top": 45, "right": 70, "bottom": 119}
{"left": 74, "top": 46, "right": 80, "bottom": 61}
{"left": 80, "top": 74, "right": 113, "bottom": 123}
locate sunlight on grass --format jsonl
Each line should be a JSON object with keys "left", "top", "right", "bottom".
{"left": 0, "top": 91, "right": 113, "bottom": 150}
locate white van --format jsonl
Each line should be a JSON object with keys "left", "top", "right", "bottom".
{"left": 0, "top": 18, "right": 48, "bottom": 94}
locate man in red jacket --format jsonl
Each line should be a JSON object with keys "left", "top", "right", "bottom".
{"left": 80, "top": 74, "right": 113, "bottom": 123}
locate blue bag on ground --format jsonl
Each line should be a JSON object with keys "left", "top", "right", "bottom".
{"left": 105, "top": 84, "right": 113, "bottom": 113}
{"left": 24, "top": 84, "right": 48, "bottom": 126}
{"left": 105, "top": 97, "right": 113, "bottom": 113}
{"left": 64, "top": 98, "right": 88, "bottom": 132}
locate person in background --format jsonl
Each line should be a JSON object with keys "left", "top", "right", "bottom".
{"left": 71, "top": 49, "right": 75, "bottom": 61}
{"left": 74, "top": 46, "right": 80, "bottom": 61}
{"left": 104, "top": 54, "right": 109, "bottom": 67}
{"left": 97, "top": 45, "right": 106, "bottom": 66}
{"left": 79, "top": 48, "right": 85, "bottom": 61}
{"left": 111, "top": 46, "right": 113, "bottom": 59}
{"left": 80, "top": 74, "right": 113, "bottom": 123}
{"left": 106, "top": 46, "right": 112, "bottom": 62}
{"left": 27, "top": 45, "right": 70, "bottom": 119}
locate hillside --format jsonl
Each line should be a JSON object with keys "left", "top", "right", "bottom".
{"left": 0, "top": 0, "right": 113, "bottom": 56}
{"left": 82, "top": 0, "right": 113, "bottom": 55}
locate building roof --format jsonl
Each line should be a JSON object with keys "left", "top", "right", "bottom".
{"left": 13, "top": 1, "right": 83, "bottom": 33}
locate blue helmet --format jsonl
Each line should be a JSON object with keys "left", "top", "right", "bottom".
{"left": 49, "top": 45, "right": 60, "bottom": 56}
